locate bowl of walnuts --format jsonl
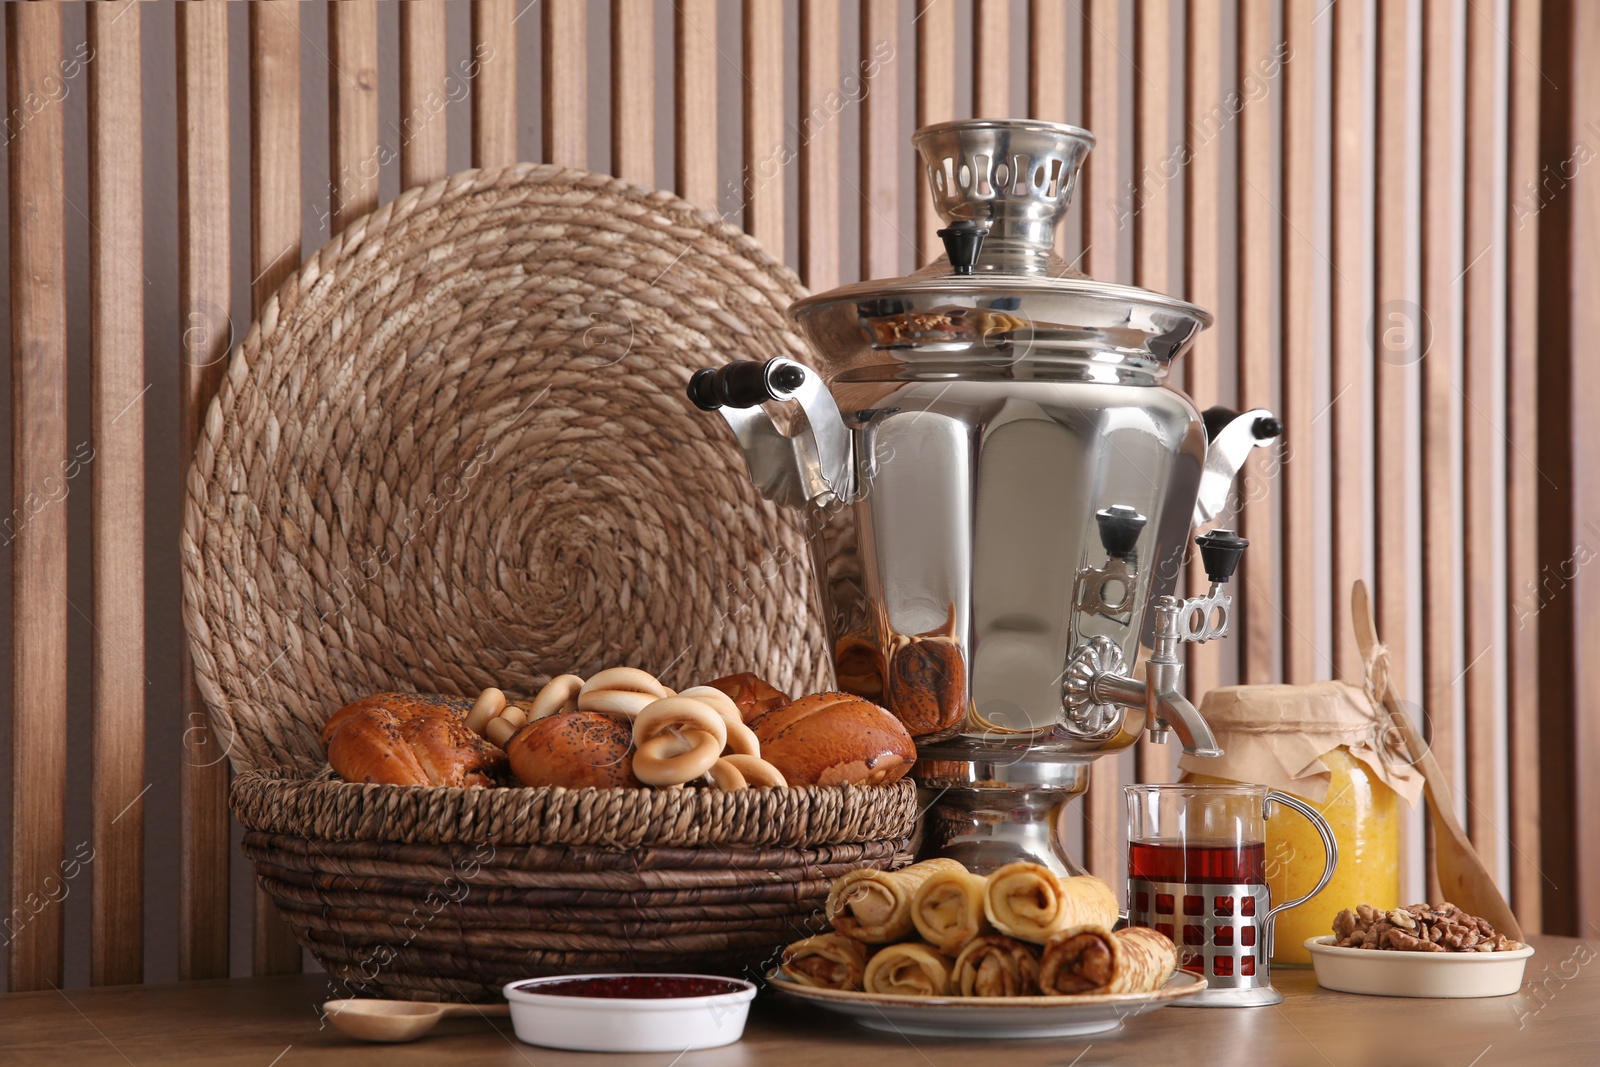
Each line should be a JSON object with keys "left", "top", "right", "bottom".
{"left": 1305, "top": 902, "right": 1533, "bottom": 998}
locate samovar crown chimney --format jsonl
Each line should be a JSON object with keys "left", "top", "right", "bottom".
{"left": 912, "top": 119, "right": 1095, "bottom": 273}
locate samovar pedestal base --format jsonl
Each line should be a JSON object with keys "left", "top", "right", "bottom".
{"left": 913, "top": 744, "right": 1096, "bottom": 877}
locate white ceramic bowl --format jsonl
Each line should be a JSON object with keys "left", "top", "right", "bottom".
{"left": 1305, "top": 936, "right": 1534, "bottom": 998}
{"left": 502, "top": 973, "right": 757, "bottom": 1052}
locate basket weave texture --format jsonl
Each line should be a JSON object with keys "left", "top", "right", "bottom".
{"left": 181, "top": 163, "right": 830, "bottom": 778}
{"left": 182, "top": 165, "right": 914, "bottom": 998}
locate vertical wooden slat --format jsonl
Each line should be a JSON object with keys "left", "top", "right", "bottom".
{"left": 542, "top": 0, "right": 586, "bottom": 168}
{"left": 1419, "top": 0, "right": 1457, "bottom": 903}
{"left": 175, "top": 0, "right": 232, "bottom": 983}
{"left": 472, "top": 0, "right": 518, "bottom": 169}
{"left": 1029, "top": 0, "right": 1070, "bottom": 262}
{"left": 915, "top": 0, "right": 955, "bottom": 261}
{"left": 1329, "top": 0, "right": 1368, "bottom": 684}
{"left": 1373, "top": 0, "right": 1409, "bottom": 693}
{"left": 1080, "top": 0, "right": 1123, "bottom": 885}
{"left": 398, "top": 0, "right": 449, "bottom": 189}
{"left": 87, "top": 0, "right": 146, "bottom": 989}
{"left": 742, "top": 0, "right": 784, "bottom": 252}
{"left": 800, "top": 0, "right": 841, "bottom": 292}
{"left": 1568, "top": 0, "right": 1600, "bottom": 933}
{"left": 611, "top": 0, "right": 654, "bottom": 186}
{"left": 329, "top": 0, "right": 380, "bottom": 231}
{"left": 1461, "top": 0, "right": 1500, "bottom": 884}
{"left": 1028, "top": 0, "right": 1068, "bottom": 123}
{"left": 1133, "top": 0, "right": 1173, "bottom": 784}
{"left": 1504, "top": 0, "right": 1542, "bottom": 933}
{"left": 1183, "top": 0, "right": 1223, "bottom": 699}
{"left": 5, "top": 0, "right": 69, "bottom": 995}
{"left": 249, "top": 0, "right": 305, "bottom": 976}
{"left": 859, "top": 0, "right": 901, "bottom": 280}
{"left": 1235, "top": 0, "right": 1275, "bottom": 686}
{"left": 674, "top": 0, "right": 718, "bottom": 212}
{"left": 1280, "top": 0, "right": 1316, "bottom": 686}
{"left": 973, "top": 0, "right": 1010, "bottom": 116}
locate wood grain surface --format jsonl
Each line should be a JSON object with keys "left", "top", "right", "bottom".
{"left": 86, "top": 0, "right": 147, "bottom": 990}
{"left": 472, "top": 0, "right": 517, "bottom": 169}
{"left": 2, "top": 944, "right": 1596, "bottom": 1065}
{"left": 398, "top": 0, "right": 449, "bottom": 189}
{"left": 174, "top": 0, "right": 234, "bottom": 984}
{"left": 248, "top": 0, "right": 307, "bottom": 977}
{"left": 5, "top": 0, "right": 71, "bottom": 995}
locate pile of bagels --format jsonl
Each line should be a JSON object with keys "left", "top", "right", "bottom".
{"left": 464, "top": 668, "right": 918, "bottom": 792}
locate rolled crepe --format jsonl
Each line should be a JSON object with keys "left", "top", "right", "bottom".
{"left": 951, "top": 935, "right": 1041, "bottom": 997}
{"left": 780, "top": 932, "right": 870, "bottom": 991}
{"left": 982, "top": 862, "right": 1120, "bottom": 944}
{"left": 862, "top": 943, "right": 954, "bottom": 997}
{"left": 1039, "top": 925, "right": 1178, "bottom": 995}
{"left": 911, "top": 869, "right": 992, "bottom": 954}
{"left": 827, "top": 857, "right": 968, "bottom": 943}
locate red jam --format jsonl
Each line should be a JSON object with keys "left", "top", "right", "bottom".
{"left": 518, "top": 975, "right": 746, "bottom": 999}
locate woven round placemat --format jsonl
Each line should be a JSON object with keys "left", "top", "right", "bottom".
{"left": 231, "top": 770, "right": 919, "bottom": 849}
{"left": 182, "top": 165, "right": 831, "bottom": 775}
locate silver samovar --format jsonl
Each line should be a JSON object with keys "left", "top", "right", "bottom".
{"left": 689, "top": 119, "right": 1279, "bottom": 875}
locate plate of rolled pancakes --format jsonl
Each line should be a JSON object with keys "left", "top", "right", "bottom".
{"left": 769, "top": 858, "right": 1205, "bottom": 1038}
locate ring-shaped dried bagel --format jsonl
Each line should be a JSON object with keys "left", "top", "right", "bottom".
{"left": 465, "top": 687, "right": 508, "bottom": 736}
{"left": 676, "top": 686, "right": 760, "bottom": 755}
{"left": 578, "top": 667, "right": 673, "bottom": 720}
{"left": 632, "top": 697, "right": 728, "bottom": 785}
{"left": 527, "top": 674, "right": 585, "bottom": 721}
{"left": 703, "top": 757, "right": 749, "bottom": 791}
{"left": 719, "top": 753, "right": 788, "bottom": 788}
{"left": 677, "top": 685, "right": 743, "bottom": 719}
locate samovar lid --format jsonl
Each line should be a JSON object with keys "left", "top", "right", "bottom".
{"left": 789, "top": 118, "right": 1211, "bottom": 376}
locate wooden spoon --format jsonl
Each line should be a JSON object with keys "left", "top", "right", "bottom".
{"left": 324, "top": 998, "right": 511, "bottom": 1043}
{"left": 1350, "top": 580, "right": 1524, "bottom": 941}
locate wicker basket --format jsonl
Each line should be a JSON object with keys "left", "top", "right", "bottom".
{"left": 182, "top": 165, "right": 915, "bottom": 999}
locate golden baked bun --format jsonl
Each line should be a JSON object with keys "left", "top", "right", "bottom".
{"left": 323, "top": 692, "right": 509, "bottom": 788}
{"left": 505, "top": 711, "right": 642, "bottom": 789}
{"left": 702, "top": 672, "right": 791, "bottom": 723}
{"left": 750, "top": 692, "right": 916, "bottom": 786}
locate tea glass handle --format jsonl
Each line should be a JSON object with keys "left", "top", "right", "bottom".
{"left": 1259, "top": 790, "right": 1339, "bottom": 925}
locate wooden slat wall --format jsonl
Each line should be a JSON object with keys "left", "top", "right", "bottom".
{"left": 674, "top": 0, "right": 717, "bottom": 213}
{"left": 1079, "top": 0, "right": 1124, "bottom": 886}
{"left": 742, "top": 0, "right": 784, "bottom": 254}
{"left": 1279, "top": 0, "right": 1317, "bottom": 687}
{"left": 6, "top": 0, "right": 70, "bottom": 993}
{"left": 611, "top": 0, "right": 653, "bottom": 187}
{"left": 399, "top": 0, "right": 449, "bottom": 189}
{"left": 1419, "top": 0, "right": 1457, "bottom": 902}
{"left": 1235, "top": 0, "right": 1274, "bottom": 687}
{"left": 174, "top": 0, "right": 233, "bottom": 984}
{"left": 1504, "top": 0, "right": 1543, "bottom": 933}
{"left": 472, "top": 0, "right": 518, "bottom": 169}
{"left": 247, "top": 0, "right": 305, "bottom": 977}
{"left": 87, "top": 0, "right": 147, "bottom": 989}
{"left": 329, "top": 1, "right": 381, "bottom": 230}
{"left": 5, "top": 0, "right": 1598, "bottom": 990}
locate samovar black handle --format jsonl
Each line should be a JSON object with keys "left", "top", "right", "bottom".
{"left": 1202, "top": 404, "right": 1282, "bottom": 443}
{"left": 687, "top": 359, "right": 808, "bottom": 411}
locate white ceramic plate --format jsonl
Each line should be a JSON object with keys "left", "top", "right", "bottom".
{"left": 767, "top": 971, "right": 1206, "bottom": 1039}
{"left": 1305, "top": 936, "right": 1534, "bottom": 998}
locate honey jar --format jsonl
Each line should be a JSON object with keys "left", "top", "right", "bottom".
{"left": 1178, "top": 681, "right": 1421, "bottom": 965}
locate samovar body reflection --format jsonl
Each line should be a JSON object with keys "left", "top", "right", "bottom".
{"left": 690, "top": 119, "right": 1279, "bottom": 875}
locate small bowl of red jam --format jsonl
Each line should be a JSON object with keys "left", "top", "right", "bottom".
{"left": 502, "top": 973, "right": 758, "bottom": 1052}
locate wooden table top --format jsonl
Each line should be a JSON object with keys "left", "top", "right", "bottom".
{"left": 1, "top": 935, "right": 1596, "bottom": 1066}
